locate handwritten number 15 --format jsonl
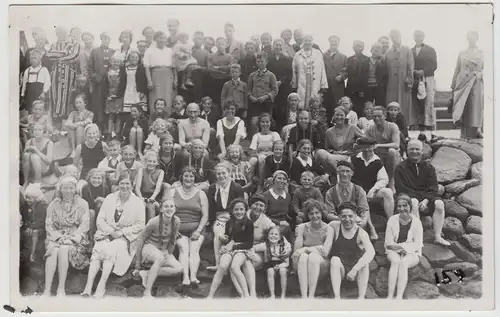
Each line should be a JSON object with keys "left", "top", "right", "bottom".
{"left": 434, "top": 269, "right": 465, "bottom": 285}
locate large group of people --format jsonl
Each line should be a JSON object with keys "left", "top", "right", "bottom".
{"left": 19, "top": 19, "right": 484, "bottom": 299}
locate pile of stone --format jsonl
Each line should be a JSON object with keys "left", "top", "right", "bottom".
{"left": 19, "top": 137, "right": 483, "bottom": 300}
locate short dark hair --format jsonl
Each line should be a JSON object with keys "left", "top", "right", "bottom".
{"left": 336, "top": 160, "right": 354, "bottom": 171}
{"left": 338, "top": 201, "right": 358, "bottom": 214}
{"left": 356, "top": 137, "right": 377, "bottom": 146}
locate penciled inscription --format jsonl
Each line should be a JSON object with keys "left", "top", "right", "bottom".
{"left": 434, "top": 268, "right": 466, "bottom": 286}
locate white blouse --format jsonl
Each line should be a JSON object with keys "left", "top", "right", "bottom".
{"left": 216, "top": 117, "right": 247, "bottom": 140}
{"left": 143, "top": 46, "right": 173, "bottom": 68}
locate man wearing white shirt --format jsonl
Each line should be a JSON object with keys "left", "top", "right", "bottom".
{"left": 350, "top": 137, "right": 395, "bottom": 220}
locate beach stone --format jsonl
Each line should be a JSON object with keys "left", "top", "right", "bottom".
{"left": 374, "top": 255, "right": 389, "bottom": 268}
{"left": 443, "top": 262, "right": 479, "bottom": 276}
{"left": 371, "top": 213, "right": 387, "bottom": 233}
{"left": 155, "top": 285, "right": 182, "bottom": 298}
{"left": 373, "top": 267, "right": 389, "bottom": 297}
{"left": 65, "top": 272, "right": 87, "bottom": 294}
{"left": 470, "top": 162, "right": 483, "bottom": 182}
{"left": 461, "top": 234, "right": 482, "bottom": 253}
{"left": 404, "top": 281, "right": 440, "bottom": 299}
{"left": 444, "top": 179, "right": 480, "bottom": 195}
{"left": 463, "top": 280, "right": 482, "bottom": 299}
{"left": 106, "top": 284, "right": 128, "bottom": 297}
{"left": 449, "top": 241, "right": 479, "bottom": 263}
{"left": 127, "top": 284, "right": 145, "bottom": 297}
{"left": 470, "top": 269, "right": 483, "bottom": 281}
{"left": 438, "top": 282, "right": 466, "bottom": 298}
{"left": 422, "top": 143, "right": 433, "bottom": 160}
{"left": 437, "top": 184, "right": 445, "bottom": 196}
{"left": 431, "top": 139, "right": 483, "bottom": 163}
{"left": 422, "top": 244, "right": 458, "bottom": 266}
{"left": 423, "top": 229, "right": 435, "bottom": 243}
{"left": 408, "top": 256, "right": 435, "bottom": 284}
{"left": 442, "top": 217, "right": 465, "bottom": 240}
{"left": 373, "top": 239, "right": 385, "bottom": 256}
{"left": 468, "top": 139, "right": 483, "bottom": 146}
{"left": 369, "top": 259, "right": 379, "bottom": 273}
{"left": 431, "top": 147, "right": 472, "bottom": 183}
{"left": 444, "top": 199, "right": 469, "bottom": 222}
{"left": 466, "top": 215, "right": 482, "bottom": 234}
{"left": 421, "top": 216, "right": 433, "bottom": 229}
{"left": 20, "top": 276, "right": 40, "bottom": 296}
{"left": 456, "top": 186, "right": 482, "bottom": 216}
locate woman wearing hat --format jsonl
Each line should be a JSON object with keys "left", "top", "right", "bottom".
{"left": 385, "top": 194, "right": 423, "bottom": 299}
{"left": 263, "top": 170, "right": 295, "bottom": 242}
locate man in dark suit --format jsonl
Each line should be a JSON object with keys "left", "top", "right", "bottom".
{"left": 323, "top": 35, "right": 348, "bottom": 121}
{"left": 206, "top": 162, "right": 245, "bottom": 271}
{"left": 345, "top": 40, "right": 370, "bottom": 117}
{"left": 411, "top": 30, "right": 438, "bottom": 137}
{"left": 267, "top": 38, "right": 293, "bottom": 131}
{"left": 365, "top": 42, "right": 388, "bottom": 107}
{"left": 88, "top": 32, "right": 115, "bottom": 131}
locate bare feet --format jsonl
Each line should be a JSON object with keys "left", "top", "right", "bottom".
{"left": 269, "top": 295, "right": 275, "bottom": 299}
{"left": 139, "top": 270, "right": 148, "bottom": 288}
{"left": 435, "top": 237, "right": 451, "bottom": 247}
{"left": 143, "top": 291, "right": 154, "bottom": 298}
{"left": 206, "top": 266, "right": 218, "bottom": 272}
{"left": 182, "top": 278, "right": 191, "bottom": 286}
{"left": 93, "top": 286, "right": 106, "bottom": 299}
{"left": 56, "top": 289, "right": 66, "bottom": 297}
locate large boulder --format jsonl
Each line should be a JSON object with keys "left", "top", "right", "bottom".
{"left": 127, "top": 285, "right": 145, "bottom": 297}
{"left": 404, "top": 281, "right": 440, "bottom": 299}
{"left": 155, "top": 285, "right": 182, "bottom": 298}
{"left": 431, "top": 147, "right": 472, "bottom": 183}
{"left": 470, "top": 162, "right": 483, "bottom": 182}
{"left": 20, "top": 276, "right": 40, "bottom": 296}
{"left": 443, "top": 262, "right": 479, "bottom": 276}
{"left": 449, "top": 241, "right": 480, "bottom": 263}
{"left": 65, "top": 272, "right": 87, "bottom": 294}
{"left": 373, "top": 267, "right": 389, "bottom": 297}
{"left": 431, "top": 139, "right": 483, "bottom": 163}
{"left": 371, "top": 213, "right": 387, "bottom": 233}
{"left": 463, "top": 280, "right": 482, "bottom": 299}
{"left": 374, "top": 255, "right": 389, "bottom": 268}
{"left": 456, "top": 186, "right": 482, "bottom": 216}
{"left": 442, "top": 217, "right": 465, "bottom": 240}
{"left": 408, "top": 256, "right": 435, "bottom": 284}
{"left": 421, "top": 216, "right": 433, "bottom": 230}
{"left": 444, "top": 179, "right": 480, "bottom": 196}
{"left": 106, "top": 284, "right": 128, "bottom": 297}
{"left": 461, "top": 234, "right": 482, "bottom": 253}
{"left": 466, "top": 215, "right": 482, "bottom": 234}
{"left": 422, "top": 143, "right": 433, "bottom": 160}
{"left": 422, "top": 244, "right": 458, "bottom": 266}
{"left": 444, "top": 199, "right": 469, "bottom": 222}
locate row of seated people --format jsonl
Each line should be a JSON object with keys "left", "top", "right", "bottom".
{"left": 20, "top": 134, "right": 448, "bottom": 299}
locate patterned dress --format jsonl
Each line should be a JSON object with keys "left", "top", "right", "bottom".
{"left": 46, "top": 41, "right": 81, "bottom": 118}
{"left": 105, "top": 68, "right": 123, "bottom": 114}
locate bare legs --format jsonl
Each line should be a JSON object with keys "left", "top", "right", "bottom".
{"left": 387, "top": 252, "right": 419, "bottom": 299}
{"left": 230, "top": 253, "right": 250, "bottom": 297}
{"left": 296, "top": 253, "right": 324, "bottom": 298}
{"left": 176, "top": 235, "right": 204, "bottom": 285}
{"left": 129, "top": 127, "right": 144, "bottom": 154}
{"left": 82, "top": 258, "right": 101, "bottom": 296}
{"left": 267, "top": 267, "right": 288, "bottom": 299}
{"left": 207, "top": 253, "right": 232, "bottom": 298}
{"left": 43, "top": 246, "right": 71, "bottom": 296}
{"left": 330, "top": 256, "right": 370, "bottom": 299}
{"left": 377, "top": 188, "right": 395, "bottom": 219}
{"left": 433, "top": 200, "right": 450, "bottom": 246}
{"left": 386, "top": 148, "right": 400, "bottom": 193}
{"left": 141, "top": 254, "right": 183, "bottom": 297}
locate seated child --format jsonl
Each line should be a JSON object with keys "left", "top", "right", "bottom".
{"left": 81, "top": 168, "right": 110, "bottom": 240}
{"left": 20, "top": 100, "right": 53, "bottom": 141}
{"left": 224, "top": 144, "right": 252, "bottom": 192}
{"left": 73, "top": 124, "right": 108, "bottom": 181}
{"left": 263, "top": 140, "right": 291, "bottom": 191}
{"left": 114, "top": 145, "right": 143, "bottom": 191}
{"left": 280, "top": 92, "right": 300, "bottom": 142}
{"left": 252, "top": 225, "right": 292, "bottom": 299}
{"left": 65, "top": 93, "right": 95, "bottom": 150}
{"left": 136, "top": 151, "right": 165, "bottom": 222}
{"left": 157, "top": 134, "right": 185, "bottom": 193}
{"left": 358, "top": 101, "right": 375, "bottom": 133}
{"left": 293, "top": 171, "right": 324, "bottom": 224}
{"left": 145, "top": 118, "right": 170, "bottom": 153}
{"left": 97, "top": 139, "right": 122, "bottom": 185}
{"left": 337, "top": 96, "right": 358, "bottom": 127}
{"left": 386, "top": 102, "right": 409, "bottom": 157}
{"left": 121, "top": 104, "right": 149, "bottom": 154}
{"left": 71, "top": 74, "right": 91, "bottom": 115}
{"left": 20, "top": 49, "right": 50, "bottom": 112}
{"left": 169, "top": 95, "right": 188, "bottom": 122}
{"left": 149, "top": 98, "right": 168, "bottom": 124}
{"left": 173, "top": 33, "right": 201, "bottom": 90}
{"left": 248, "top": 113, "right": 282, "bottom": 191}
{"left": 289, "top": 139, "right": 331, "bottom": 193}
{"left": 286, "top": 110, "right": 323, "bottom": 163}
{"left": 21, "top": 183, "right": 48, "bottom": 262}
{"left": 22, "top": 123, "right": 54, "bottom": 187}
{"left": 207, "top": 162, "right": 245, "bottom": 271}
{"left": 308, "top": 94, "right": 322, "bottom": 125}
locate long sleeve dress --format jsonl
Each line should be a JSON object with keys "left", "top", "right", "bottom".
{"left": 451, "top": 47, "right": 484, "bottom": 137}
{"left": 92, "top": 192, "right": 145, "bottom": 275}
{"left": 292, "top": 48, "right": 328, "bottom": 109}
{"left": 385, "top": 45, "right": 414, "bottom": 122}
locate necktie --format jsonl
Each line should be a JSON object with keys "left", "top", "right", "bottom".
{"left": 114, "top": 207, "right": 123, "bottom": 223}
{"left": 216, "top": 189, "right": 223, "bottom": 208}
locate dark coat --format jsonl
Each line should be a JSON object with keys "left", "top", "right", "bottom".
{"left": 117, "top": 63, "right": 148, "bottom": 97}
{"left": 323, "top": 50, "right": 348, "bottom": 105}
{"left": 207, "top": 181, "right": 245, "bottom": 225}
{"left": 345, "top": 54, "right": 370, "bottom": 94}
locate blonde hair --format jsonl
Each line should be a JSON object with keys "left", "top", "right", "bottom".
{"left": 54, "top": 176, "right": 79, "bottom": 201}
{"left": 151, "top": 118, "right": 168, "bottom": 134}
{"left": 84, "top": 124, "right": 100, "bottom": 138}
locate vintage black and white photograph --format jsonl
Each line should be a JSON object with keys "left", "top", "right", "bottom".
{"left": 8, "top": 1, "right": 495, "bottom": 312}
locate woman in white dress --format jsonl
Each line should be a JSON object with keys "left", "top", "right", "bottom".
{"left": 81, "top": 173, "right": 145, "bottom": 298}
{"left": 291, "top": 35, "right": 328, "bottom": 109}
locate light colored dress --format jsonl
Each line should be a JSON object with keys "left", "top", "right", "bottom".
{"left": 44, "top": 196, "right": 90, "bottom": 270}
{"left": 292, "top": 48, "right": 328, "bottom": 109}
{"left": 105, "top": 68, "right": 123, "bottom": 114}
{"left": 123, "top": 65, "right": 146, "bottom": 113}
{"left": 92, "top": 191, "right": 145, "bottom": 276}
{"left": 451, "top": 47, "right": 484, "bottom": 137}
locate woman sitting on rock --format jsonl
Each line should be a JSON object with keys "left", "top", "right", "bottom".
{"left": 206, "top": 198, "right": 254, "bottom": 298}
{"left": 165, "top": 166, "right": 209, "bottom": 288}
{"left": 81, "top": 173, "right": 145, "bottom": 298}
{"left": 43, "top": 176, "right": 91, "bottom": 297}
{"left": 385, "top": 194, "right": 423, "bottom": 299}
{"left": 292, "top": 199, "right": 334, "bottom": 298}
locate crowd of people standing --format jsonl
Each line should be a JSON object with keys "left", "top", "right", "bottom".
{"left": 18, "top": 19, "right": 484, "bottom": 299}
